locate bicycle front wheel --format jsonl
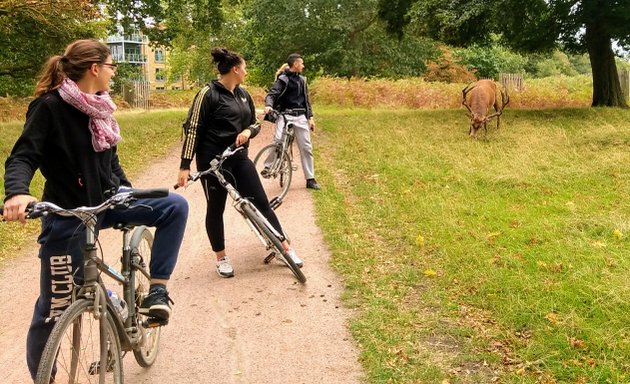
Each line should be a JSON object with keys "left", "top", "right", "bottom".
{"left": 35, "top": 299, "right": 123, "bottom": 384}
{"left": 130, "top": 226, "right": 161, "bottom": 367}
{"left": 253, "top": 144, "right": 293, "bottom": 206}
{"left": 242, "top": 204, "right": 306, "bottom": 283}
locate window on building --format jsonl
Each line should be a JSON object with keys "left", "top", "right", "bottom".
{"left": 154, "top": 48, "right": 165, "bottom": 63}
{"left": 125, "top": 47, "right": 143, "bottom": 62}
{"left": 155, "top": 68, "right": 165, "bottom": 82}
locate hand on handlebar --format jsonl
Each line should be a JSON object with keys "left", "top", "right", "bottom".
{"left": 235, "top": 130, "right": 251, "bottom": 147}
{"left": 1, "top": 194, "right": 37, "bottom": 223}
{"left": 177, "top": 169, "right": 191, "bottom": 188}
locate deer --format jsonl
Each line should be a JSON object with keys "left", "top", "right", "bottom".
{"left": 462, "top": 79, "right": 510, "bottom": 138}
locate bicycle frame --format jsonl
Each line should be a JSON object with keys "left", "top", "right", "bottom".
{"left": 189, "top": 146, "right": 287, "bottom": 245}
{"left": 268, "top": 110, "right": 297, "bottom": 174}
{"left": 177, "top": 146, "right": 305, "bottom": 283}
{"left": 276, "top": 115, "right": 296, "bottom": 169}
{"left": 79, "top": 224, "right": 150, "bottom": 352}
{"left": 4, "top": 189, "right": 168, "bottom": 356}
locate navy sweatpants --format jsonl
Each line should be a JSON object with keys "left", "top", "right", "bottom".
{"left": 26, "top": 191, "right": 188, "bottom": 380}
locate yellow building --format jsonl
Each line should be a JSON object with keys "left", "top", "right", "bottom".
{"left": 107, "top": 29, "right": 190, "bottom": 91}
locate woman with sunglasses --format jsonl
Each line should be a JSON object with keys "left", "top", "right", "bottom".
{"left": 2, "top": 39, "right": 189, "bottom": 380}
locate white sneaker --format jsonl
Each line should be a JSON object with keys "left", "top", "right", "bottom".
{"left": 285, "top": 248, "right": 304, "bottom": 268}
{"left": 216, "top": 257, "right": 234, "bottom": 278}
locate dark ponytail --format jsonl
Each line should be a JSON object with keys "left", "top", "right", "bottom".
{"left": 34, "top": 39, "right": 111, "bottom": 97}
{"left": 210, "top": 47, "right": 243, "bottom": 75}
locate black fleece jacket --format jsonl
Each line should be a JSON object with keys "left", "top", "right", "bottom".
{"left": 180, "top": 80, "right": 260, "bottom": 170}
{"left": 264, "top": 69, "right": 313, "bottom": 119}
{"left": 3, "top": 91, "right": 131, "bottom": 208}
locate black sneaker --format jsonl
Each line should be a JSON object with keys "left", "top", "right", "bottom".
{"left": 306, "top": 178, "right": 321, "bottom": 190}
{"left": 139, "top": 287, "right": 173, "bottom": 320}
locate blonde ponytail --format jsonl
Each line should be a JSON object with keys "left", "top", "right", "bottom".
{"left": 275, "top": 63, "right": 289, "bottom": 79}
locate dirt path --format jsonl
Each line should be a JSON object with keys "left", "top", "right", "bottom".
{"left": 0, "top": 127, "right": 364, "bottom": 383}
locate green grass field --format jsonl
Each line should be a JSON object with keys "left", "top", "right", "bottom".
{"left": 313, "top": 107, "right": 630, "bottom": 383}
{"left": 2, "top": 105, "right": 629, "bottom": 383}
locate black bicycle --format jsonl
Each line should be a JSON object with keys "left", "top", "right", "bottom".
{"left": 3, "top": 188, "right": 169, "bottom": 384}
{"left": 254, "top": 109, "right": 299, "bottom": 209}
{"left": 176, "top": 145, "right": 306, "bottom": 283}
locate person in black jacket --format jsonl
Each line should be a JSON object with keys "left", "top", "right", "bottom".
{"left": 2, "top": 39, "right": 189, "bottom": 380}
{"left": 177, "top": 47, "right": 303, "bottom": 278}
{"left": 263, "top": 53, "right": 320, "bottom": 190}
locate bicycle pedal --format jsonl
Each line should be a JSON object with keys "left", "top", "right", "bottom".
{"left": 143, "top": 317, "right": 169, "bottom": 328}
{"left": 269, "top": 197, "right": 283, "bottom": 210}
{"left": 264, "top": 253, "right": 276, "bottom": 264}
{"left": 88, "top": 359, "right": 115, "bottom": 375}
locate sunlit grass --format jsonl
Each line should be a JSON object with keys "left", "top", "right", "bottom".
{"left": 313, "top": 106, "right": 630, "bottom": 383}
{"left": 3, "top": 103, "right": 629, "bottom": 383}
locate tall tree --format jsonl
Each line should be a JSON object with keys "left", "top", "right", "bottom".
{"left": 102, "top": 0, "right": 223, "bottom": 47}
{"left": 0, "top": 0, "right": 103, "bottom": 96}
{"left": 243, "top": 0, "right": 435, "bottom": 85}
{"left": 378, "top": 0, "right": 629, "bottom": 107}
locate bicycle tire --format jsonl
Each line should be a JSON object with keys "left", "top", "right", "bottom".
{"left": 129, "top": 226, "right": 161, "bottom": 367}
{"left": 253, "top": 144, "right": 293, "bottom": 206}
{"left": 242, "top": 203, "right": 306, "bottom": 283}
{"left": 35, "top": 299, "right": 123, "bottom": 384}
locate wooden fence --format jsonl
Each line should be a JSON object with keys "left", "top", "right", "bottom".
{"left": 620, "top": 69, "right": 630, "bottom": 103}
{"left": 499, "top": 73, "right": 524, "bottom": 92}
{"left": 121, "top": 81, "right": 150, "bottom": 110}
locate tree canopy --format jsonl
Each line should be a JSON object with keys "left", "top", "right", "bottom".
{"left": 242, "top": 0, "right": 436, "bottom": 85}
{"left": 0, "top": 0, "right": 103, "bottom": 96}
{"left": 378, "top": 0, "right": 630, "bottom": 107}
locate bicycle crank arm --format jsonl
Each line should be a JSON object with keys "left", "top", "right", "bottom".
{"left": 143, "top": 317, "right": 169, "bottom": 328}
{"left": 264, "top": 252, "right": 276, "bottom": 264}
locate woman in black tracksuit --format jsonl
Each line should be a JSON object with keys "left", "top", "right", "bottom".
{"left": 177, "top": 48, "right": 303, "bottom": 278}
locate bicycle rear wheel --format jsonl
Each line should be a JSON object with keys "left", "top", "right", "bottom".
{"left": 242, "top": 204, "right": 306, "bottom": 283}
{"left": 130, "top": 226, "right": 161, "bottom": 367}
{"left": 254, "top": 144, "right": 293, "bottom": 207}
{"left": 35, "top": 299, "right": 123, "bottom": 384}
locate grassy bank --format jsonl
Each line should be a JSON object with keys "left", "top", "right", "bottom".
{"left": 0, "top": 75, "right": 593, "bottom": 123}
{"left": 2, "top": 105, "right": 628, "bottom": 383}
{"left": 0, "top": 109, "right": 186, "bottom": 263}
{"left": 313, "top": 107, "right": 630, "bottom": 383}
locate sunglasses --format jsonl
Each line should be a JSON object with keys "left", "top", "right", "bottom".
{"left": 101, "top": 63, "right": 118, "bottom": 70}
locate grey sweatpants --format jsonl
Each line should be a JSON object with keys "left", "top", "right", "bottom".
{"left": 273, "top": 114, "right": 315, "bottom": 180}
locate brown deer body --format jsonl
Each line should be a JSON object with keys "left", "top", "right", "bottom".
{"left": 462, "top": 79, "right": 509, "bottom": 138}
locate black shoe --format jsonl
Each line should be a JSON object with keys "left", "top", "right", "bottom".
{"left": 306, "top": 178, "right": 321, "bottom": 190}
{"left": 139, "top": 287, "right": 173, "bottom": 320}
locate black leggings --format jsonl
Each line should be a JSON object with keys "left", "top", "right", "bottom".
{"left": 200, "top": 155, "right": 284, "bottom": 252}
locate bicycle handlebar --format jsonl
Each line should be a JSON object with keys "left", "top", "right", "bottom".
{"left": 174, "top": 145, "right": 244, "bottom": 190}
{"left": 0, "top": 188, "right": 168, "bottom": 221}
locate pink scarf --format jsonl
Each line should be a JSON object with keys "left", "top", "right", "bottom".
{"left": 58, "top": 78, "right": 121, "bottom": 152}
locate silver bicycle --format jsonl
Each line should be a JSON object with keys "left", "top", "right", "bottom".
{"left": 3, "top": 188, "right": 169, "bottom": 384}
{"left": 254, "top": 109, "right": 299, "bottom": 209}
{"left": 176, "top": 145, "right": 306, "bottom": 283}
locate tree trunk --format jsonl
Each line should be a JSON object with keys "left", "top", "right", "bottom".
{"left": 585, "top": 23, "right": 628, "bottom": 107}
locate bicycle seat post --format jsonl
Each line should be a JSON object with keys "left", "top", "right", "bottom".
{"left": 82, "top": 214, "right": 100, "bottom": 286}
